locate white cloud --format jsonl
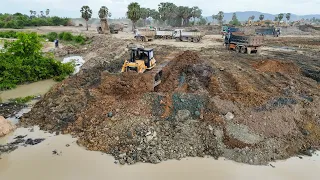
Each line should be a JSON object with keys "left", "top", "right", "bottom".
{"left": 1, "top": 0, "right": 320, "bottom": 18}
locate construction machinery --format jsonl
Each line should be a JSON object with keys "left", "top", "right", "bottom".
{"left": 134, "top": 28, "right": 156, "bottom": 42}
{"left": 224, "top": 33, "right": 264, "bottom": 54}
{"left": 255, "top": 27, "right": 281, "bottom": 37}
{"left": 173, "top": 29, "right": 204, "bottom": 42}
{"left": 121, "top": 46, "right": 170, "bottom": 90}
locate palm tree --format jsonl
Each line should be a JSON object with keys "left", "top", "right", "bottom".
{"left": 259, "top": 14, "right": 264, "bottom": 21}
{"left": 127, "top": 2, "right": 141, "bottom": 31}
{"left": 98, "top": 6, "right": 109, "bottom": 19}
{"left": 80, "top": 6, "right": 93, "bottom": 31}
{"left": 46, "top": 9, "right": 50, "bottom": 17}
{"left": 158, "top": 2, "right": 177, "bottom": 24}
{"left": 278, "top": 13, "right": 284, "bottom": 22}
{"left": 251, "top": 15, "right": 255, "bottom": 21}
{"left": 191, "top": 6, "right": 202, "bottom": 25}
{"left": 286, "top": 13, "right": 291, "bottom": 22}
{"left": 29, "top": 10, "right": 33, "bottom": 18}
{"left": 40, "top": 11, "right": 44, "bottom": 17}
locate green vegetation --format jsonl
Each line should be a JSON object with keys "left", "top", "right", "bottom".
{"left": 0, "top": 13, "right": 71, "bottom": 29}
{"left": 0, "top": 31, "right": 18, "bottom": 38}
{"left": 229, "top": 13, "right": 241, "bottom": 26}
{"left": 9, "top": 95, "right": 35, "bottom": 104}
{"left": 0, "top": 32, "right": 74, "bottom": 90}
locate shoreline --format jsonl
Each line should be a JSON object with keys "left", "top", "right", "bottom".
{"left": 0, "top": 127, "right": 319, "bottom": 180}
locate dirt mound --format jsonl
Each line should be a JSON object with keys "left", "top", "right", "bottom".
{"left": 157, "top": 50, "right": 203, "bottom": 92}
{"left": 253, "top": 60, "right": 300, "bottom": 74}
{"left": 0, "top": 116, "right": 16, "bottom": 137}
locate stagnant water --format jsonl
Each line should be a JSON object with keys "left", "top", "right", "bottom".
{"left": 0, "top": 79, "right": 57, "bottom": 102}
{"left": 0, "top": 127, "right": 319, "bottom": 180}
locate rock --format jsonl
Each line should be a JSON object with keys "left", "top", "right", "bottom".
{"left": 127, "top": 157, "right": 134, "bottom": 165}
{"left": 119, "top": 159, "right": 126, "bottom": 165}
{"left": 194, "top": 111, "right": 201, "bottom": 117}
{"left": 301, "top": 129, "right": 310, "bottom": 136}
{"left": 208, "top": 125, "right": 214, "bottom": 131}
{"left": 133, "top": 111, "right": 140, "bottom": 116}
{"left": 115, "top": 109, "right": 120, "bottom": 113}
{"left": 301, "top": 149, "right": 313, "bottom": 156}
{"left": 176, "top": 110, "right": 191, "bottom": 121}
{"left": 225, "top": 112, "right": 234, "bottom": 121}
{"left": 107, "top": 112, "right": 113, "bottom": 118}
{"left": 149, "top": 155, "right": 161, "bottom": 164}
{"left": 25, "top": 138, "right": 45, "bottom": 145}
{"left": 0, "top": 116, "right": 16, "bottom": 137}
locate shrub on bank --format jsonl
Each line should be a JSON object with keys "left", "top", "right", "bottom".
{"left": 0, "top": 32, "right": 75, "bottom": 90}
{"left": 47, "top": 32, "right": 58, "bottom": 42}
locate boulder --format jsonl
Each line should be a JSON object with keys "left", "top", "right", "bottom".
{"left": 0, "top": 116, "right": 16, "bottom": 137}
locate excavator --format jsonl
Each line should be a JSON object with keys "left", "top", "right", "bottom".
{"left": 121, "top": 45, "right": 170, "bottom": 90}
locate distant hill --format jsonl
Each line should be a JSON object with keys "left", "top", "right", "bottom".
{"left": 206, "top": 11, "right": 320, "bottom": 22}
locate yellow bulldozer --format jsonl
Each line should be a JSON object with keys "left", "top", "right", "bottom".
{"left": 121, "top": 46, "right": 171, "bottom": 90}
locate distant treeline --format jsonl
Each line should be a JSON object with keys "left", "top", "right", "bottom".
{"left": 0, "top": 13, "right": 71, "bottom": 29}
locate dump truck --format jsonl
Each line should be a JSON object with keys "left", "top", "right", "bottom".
{"left": 221, "top": 26, "right": 240, "bottom": 37}
{"left": 255, "top": 27, "right": 281, "bottom": 37}
{"left": 155, "top": 30, "right": 173, "bottom": 39}
{"left": 173, "top": 29, "right": 204, "bottom": 42}
{"left": 134, "top": 28, "right": 156, "bottom": 42}
{"left": 109, "top": 23, "right": 122, "bottom": 34}
{"left": 224, "top": 33, "right": 264, "bottom": 54}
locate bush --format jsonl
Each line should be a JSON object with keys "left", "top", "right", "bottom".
{"left": 47, "top": 32, "right": 58, "bottom": 42}
{"left": 62, "top": 32, "right": 73, "bottom": 41}
{"left": 73, "top": 35, "right": 86, "bottom": 44}
{"left": 0, "top": 31, "right": 18, "bottom": 38}
{"left": 58, "top": 32, "right": 65, "bottom": 40}
{"left": 9, "top": 95, "right": 35, "bottom": 104}
{"left": 0, "top": 32, "right": 75, "bottom": 90}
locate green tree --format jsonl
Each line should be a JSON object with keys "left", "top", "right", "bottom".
{"left": 40, "top": 11, "right": 44, "bottom": 17}
{"left": 29, "top": 10, "right": 33, "bottom": 18}
{"left": 158, "top": 2, "right": 177, "bottom": 24}
{"left": 127, "top": 2, "right": 141, "bottom": 30}
{"left": 98, "top": 6, "right": 110, "bottom": 19}
{"left": 216, "top": 11, "right": 224, "bottom": 26}
{"left": 278, "top": 13, "right": 284, "bottom": 22}
{"left": 259, "top": 14, "right": 264, "bottom": 21}
{"left": 46, "top": 9, "right": 50, "bottom": 17}
{"left": 198, "top": 16, "right": 207, "bottom": 25}
{"left": 140, "top": 8, "right": 150, "bottom": 26}
{"left": 80, "top": 5, "right": 92, "bottom": 31}
{"left": 274, "top": 16, "right": 279, "bottom": 21}
{"left": 229, "top": 13, "right": 241, "bottom": 26}
{"left": 286, "top": 13, "right": 291, "bottom": 21}
{"left": 191, "top": 6, "right": 202, "bottom": 25}
{"left": 251, "top": 15, "right": 255, "bottom": 21}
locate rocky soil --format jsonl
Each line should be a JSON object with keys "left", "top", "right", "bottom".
{"left": 19, "top": 33, "right": 320, "bottom": 165}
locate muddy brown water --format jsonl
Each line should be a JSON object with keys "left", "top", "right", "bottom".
{"left": 0, "top": 127, "right": 319, "bottom": 180}
{"left": 0, "top": 79, "right": 57, "bottom": 102}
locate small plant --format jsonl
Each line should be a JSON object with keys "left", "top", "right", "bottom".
{"left": 58, "top": 32, "right": 65, "bottom": 40}
{"left": 47, "top": 32, "right": 58, "bottom": 42}
{"left": 62, "top": 32, "right": 73, "bottom": 41}
{"left": 73, "top": 35, "right": 86, "bottom": 44}
{"left": 9, "top": 95, "right": 35, "bottom": 104}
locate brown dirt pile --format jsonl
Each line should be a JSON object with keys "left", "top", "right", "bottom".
{"left": 157, "top": 50, "right": 203, "bottom": 92}
{"left": 253, "top": 60, "right": 300, "bottom": 74}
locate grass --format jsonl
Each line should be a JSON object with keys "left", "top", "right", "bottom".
{"left": 9, "top": 95, "right": 36, "bottom": 104}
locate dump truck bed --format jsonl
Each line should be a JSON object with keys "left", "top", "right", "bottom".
{"left": 229, "top": 34, "right": 264, "bottom": 46}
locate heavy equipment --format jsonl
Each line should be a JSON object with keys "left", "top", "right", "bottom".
{"left": 121, "top": 46, "right": 170, "bottom": 90}
{"left": 224, "top": 33, "right": 264, "bottom": 54}
{"left": 255, "top": 27, "right": 281, "bottom": 37}
{"left": 173, "top": 29, "right": 204, "bottom": 42}
{"left": 134, "top": 28, "right": 156, "bottom": 42}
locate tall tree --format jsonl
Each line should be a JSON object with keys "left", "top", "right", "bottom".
{"left": 250, "top": 15, "right": 255, "bottom": 21}
{"left": 259, "top": 14, "right": 264, "bottom": 21}
{"left": 286, "top": 13, "right": 291, "bottom": 21}
{"left": 80, "top": 5, "right": 93, "bottom": 31}
{"left": 216, "top": 11, "right": 224, "bottom": 26}
{"left": 278, "top": 13, "right": 284, "bottom": 22}
{"left": 274, "top": 16, "right": 279, "bottom": 22}
{"left": 127, "top": 2, "right": 141, "bottom": 30}
{"left": 98, "top": 6, "right": 110, "bottom": 19}
{"left": 191, "top": 6, "right": 202, "bottom": 25}
{"left": 40, "top": 11, "right": 44, "bottom": 17}
{"left": 140, "top": 8, "right": 149, "bottom": 26}
{"left": 158, "top": 2, "right": 177, "bottom": 24}
{"left": 29, "top": 10, "right": 33, "bottom": 18}
{"left": 46, "top": 9, "right": 50, "bottom": 17}
{"left": 198, "top": 16, "right": 207, "bottom": 25}
{"left": 230, "top": 13, "right": 241, "bottom": 26}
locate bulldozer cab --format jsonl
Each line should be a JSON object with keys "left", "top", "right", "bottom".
{"left": 130, "top": 48, "right": 154, "bottom": 68}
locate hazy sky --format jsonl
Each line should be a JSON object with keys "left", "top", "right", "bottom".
{"left": 2, "top": 0, "right": 320, "bottom": 18}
